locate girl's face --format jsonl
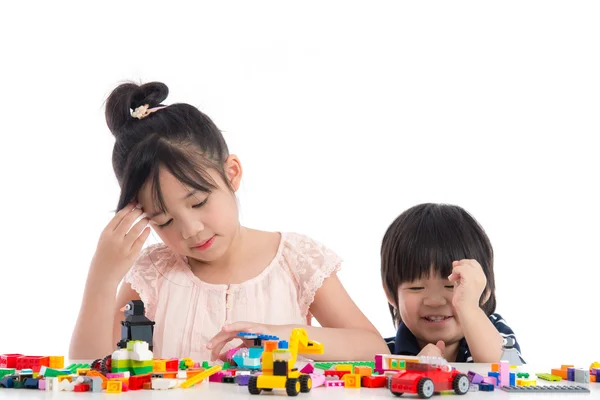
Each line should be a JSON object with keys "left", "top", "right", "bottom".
{"left": 396, "top": 271, "right": 464, "bottom": 348}
{"left": 137, "top": 157, "right": 241, "bottom": 264}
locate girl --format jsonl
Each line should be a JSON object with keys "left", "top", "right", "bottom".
{"left": 381, "top": 203, "right": 523, "bottom": 363}
{"left": 69, "top": 81, "right": 388, "bottom": 362}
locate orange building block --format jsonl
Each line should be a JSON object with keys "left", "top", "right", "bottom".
{"left": 49, "top": 356, "right": 64, "bottom": 369}
{"left": 354, "top": 366, "right": 372, "bottom": 376}
{"left": 264, "top": 341, "right": 278, "bottom": 352}
{"left": 491, "top": 363, "right": 499, "bottom": 372}
{"left": 551, "top": 369, "right": 568, "bottom": 379}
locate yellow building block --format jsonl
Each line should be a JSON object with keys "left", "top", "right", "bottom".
{"left": 517, "top": 379, "right": 536, "bottom": 386}
{"left": 180, "top": 365, "right": 222, "bottom": 388}
{"left": 57, "top": 375, "right": 72, "bottom": 382}
{"left": 49, "top": 356, "right": 64, "bottom": 369}
{"left": 354, "top": 366, "right": 372, "bottom": 376}
{"left": 335, "top": 364, "right": 353, "bottom": 372}
{"left": 343, "top": 374, "right": 361, "bottom": 388}
{"left": 153, "top": 360, "right": 166, "bottom": 372}
{"left": 106, "top": 380, "right": 123, "bottom": 393}
{"left": 77, "top": 368, "right": 91, "bottom": 376}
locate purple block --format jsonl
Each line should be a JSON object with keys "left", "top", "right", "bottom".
{"left": 209, "top": 371, "right": 225, "bottom": 382}
{"left": 38, "top": 379, "right": 46, "bottom": 390}
{"left": 568, "top": 367, "right": 574, "bottom": 381}
{"left": 236, "top": 374, "right": 251, "bottom": 386}
{"left": 468, "top": 371, "right": 484, "bottom": 384}
{"left": 300, "top": 364, "right": 314, "bottom": 374}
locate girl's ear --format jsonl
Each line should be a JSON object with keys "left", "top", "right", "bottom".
{"left": 224, "top": 155, "right": 243, "bottom": 191}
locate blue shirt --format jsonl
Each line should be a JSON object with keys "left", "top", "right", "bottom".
{"left": 385, "top": 312, "right": 524, "bottom": 363}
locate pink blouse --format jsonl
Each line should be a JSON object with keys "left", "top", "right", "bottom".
{"left": 124, "top": 232, "right": 341, "bottom": 360}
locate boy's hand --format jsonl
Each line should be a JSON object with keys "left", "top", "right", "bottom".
{"left": 418, "top": 340, "right": 445, "bottom": 358}
{"left": 89, "top": 202, "right": 150, "bottom": 284}
{"left": 207, "top": 321, "right": 275, "bottom": 361}
{"left": 448, "top": 259, "right": 487, "bottom": 312}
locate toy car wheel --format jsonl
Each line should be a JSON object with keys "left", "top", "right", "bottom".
{"left": 286, "top": 378, "right": 300, "bottom": 396}
{"left": 417, "top": 377, "right": 435, "bottom": 399}
{"left": 453, "top": 374, "right": 469, "bottom": 395}
{"left": 248, "top": 376, "right": 262, "bottom": 395}
{"left": 90, "top": 359, "right": 102, "bottom": 371}
{"left": 300, "top": 374, "right": 312, "bottom": 393}
{"left": 263, "top": 389, "right": 273, "bottom": 391}
{"left": 100, "top": 355, "right": 112, "bottom": 374}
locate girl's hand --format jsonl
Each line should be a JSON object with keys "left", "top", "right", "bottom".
{"left": 448, "top": 259, "right": 487, "bottom": 312}
{"left": 206, "top": 321, "right": 274, "bottom": 361}
{"left": 418, "top": 340, "right": 445, "bottom": 358}
{"left": 89, "top": 202, "right": 151, "bottom": 284}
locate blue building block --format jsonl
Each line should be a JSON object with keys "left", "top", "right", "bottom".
{"left": 567, "top": 367, "right": 574, "bottom": 381}
{"left": 510, "top": 372, "right": 516, "bottom": 386}
{"left": 479, "top": 383, "right": 494, "bottom": 391}
{"left": 248, "top": 347, "right": 263, "bottom": 359}
{"left": 24, "top": 378, "right": 39, "bottom": 389}
{"left": 0, "top": 376, "right": 15, "bottom": 388}
{"left": 279, "top": 341, "right": 289, "bottom": 349}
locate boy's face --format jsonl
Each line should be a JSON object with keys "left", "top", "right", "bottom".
{"left": 138, "top": 161, "right": 241, "bottom": 265}
{"left": 395, "top": 271, "right": 464, "bottom": 348}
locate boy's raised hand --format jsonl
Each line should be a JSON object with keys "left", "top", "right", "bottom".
{"left": 418, "top": 340, "right": 445, "bottom": 358}
{"left": 89, "top": 201, "right": 150, "bottom": 284}
{"left": 448, "top": 259, "right": 487, "bottom": 312}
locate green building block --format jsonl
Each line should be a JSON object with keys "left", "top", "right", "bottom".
{"left": 536, "top": 373, "right": 562, "bottom": 381}
{"left": 0, "top": 368, "right": 15, "bottom": 379}
{"left": 202, "top": 361, "right": 210, "bottom": 369}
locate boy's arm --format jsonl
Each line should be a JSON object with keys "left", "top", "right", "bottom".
{"left": 456, "top": 306, "right": 503, "bottom": 362}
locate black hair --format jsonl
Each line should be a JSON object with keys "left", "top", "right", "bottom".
{"left": 105, "top": 81, "right": 231, "bottom": 212}
{"left": 381, "top": 203, "right": 496, "bottom": 326}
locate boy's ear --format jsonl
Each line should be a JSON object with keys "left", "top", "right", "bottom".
{"left": 480, "top": 287, "right": 491, "bottom": 305}
{"left": 224, "top": 155, "right": 243, "bottom": 191}
{"left": 383, "top": 282, "right": 396, "bottom": 308}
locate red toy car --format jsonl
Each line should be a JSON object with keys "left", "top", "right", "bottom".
{"left": 390, "top": 361, "right": 469, "bottom": 398}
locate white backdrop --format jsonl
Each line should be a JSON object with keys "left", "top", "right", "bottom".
{"left": 1, "top": 1, "right": 599, "bottom": 368}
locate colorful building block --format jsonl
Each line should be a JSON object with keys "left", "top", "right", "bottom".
{"left": 536, "top": 373, "right": 562, "bottom": 381}
{"left": 362, "top": 375, "right": 387, "bottom": 388}
{"left": 0, "top": 354, "right": 23, "bottom": 369}
{"left": 325, "top": 380, "right": 344, "bottom": 387}
{"left": 343, "top": 373, "right": 361, "bottom": 388}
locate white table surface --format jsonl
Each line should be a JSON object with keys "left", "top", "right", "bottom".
{"left": 0, "top": 363, "right": 596, "bottom": 399}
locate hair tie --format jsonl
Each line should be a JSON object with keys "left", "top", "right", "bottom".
{"left": 131, "top": 104, "right": 168, "bottom": 120}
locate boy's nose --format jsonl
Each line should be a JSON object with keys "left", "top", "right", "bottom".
{"left": 423, "top": 294, "right": 448, "bottom": 307}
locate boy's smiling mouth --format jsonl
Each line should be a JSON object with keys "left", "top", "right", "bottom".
{"left": 422, "top": 315, "right": 453, "bottom": 322}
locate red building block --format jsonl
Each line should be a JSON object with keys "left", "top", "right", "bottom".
{"left": 165, "top": 359, "right": 178, "bottom": 372}
{"left": 362, "top": 375, "right": 387, "bottom": 388}
{"left": 0, "top": 354, "right": 23, "bottom": 369}
{"left": 74, "top": 384, "right": 90, "bottom": 392}
{"left": 325, "top": 370, "right": 350, "bottom": 379}
{"left": 129, "top": 374, "right": 152, "bottom": 390}
{"left": 16, "top": 356, "right": 49, "bottom": 372}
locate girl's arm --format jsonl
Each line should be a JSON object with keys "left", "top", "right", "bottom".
{"left": 209, "top": 273, "right": 389, "bottom": 361}
{"left": 456, "top": 306, "right": 502, "bottom": 362}
{"left": 69, "top": 275, "right": 140, "bottom": 360}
